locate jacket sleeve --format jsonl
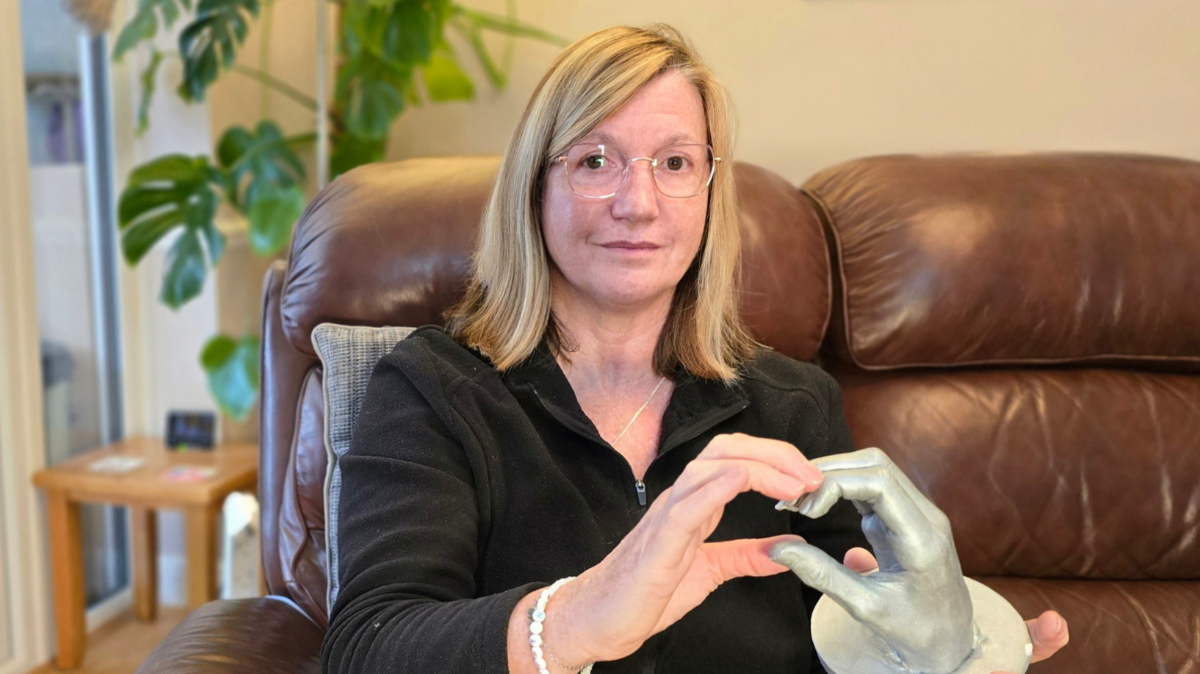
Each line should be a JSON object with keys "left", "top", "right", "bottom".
{"left": 321, "top": 341, "right": 543, "bottom": 674}
{"left": 789, "top": 371, "right": 872, "bottom": 674}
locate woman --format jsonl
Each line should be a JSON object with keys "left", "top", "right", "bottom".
{"left": 321, "top": 24, "right": 1068, "bottom": 674}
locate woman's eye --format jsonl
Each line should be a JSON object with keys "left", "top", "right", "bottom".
{"left": 583, "top": 155, "right": 607, "bottom": 170}
{"left": 665, "top": 156, "right": 687, "bottom": 171}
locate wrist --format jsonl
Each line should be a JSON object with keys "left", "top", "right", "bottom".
{"left": 533, "top": 577, "right": 600, "bottom": 671}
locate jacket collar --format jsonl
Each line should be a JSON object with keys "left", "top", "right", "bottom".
{"left": 501, "top": 341, "right": 750, "bottom": 455}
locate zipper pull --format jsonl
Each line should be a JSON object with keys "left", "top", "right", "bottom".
{"left": 635, "top": 479, "right": 647, "bottom": 507}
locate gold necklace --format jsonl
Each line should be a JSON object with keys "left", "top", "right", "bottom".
{"left": 611, "top": 375, "right": 667, "bottom": 446}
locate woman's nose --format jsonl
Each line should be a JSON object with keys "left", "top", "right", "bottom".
{"left": 611, "top": 160, "right": 659, "bottom": 222}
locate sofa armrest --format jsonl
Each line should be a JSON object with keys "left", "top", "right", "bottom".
{"left": 137, "top": 597, "right": 323, "bottom": 674}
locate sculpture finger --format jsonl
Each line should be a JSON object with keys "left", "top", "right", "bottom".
{"left": 784, "top": 466, "right": 932, "bottom": 570}
{"left": 812, "top": 448, "right": 950, "bottom": 532}
{"left": 860, "top": 515, "right": 902, "bottom": 571}
{"left": 769, "top": 540, "right": 877, "bottom": 625}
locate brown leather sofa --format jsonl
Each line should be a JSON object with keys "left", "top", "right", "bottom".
{"left": 137, "top": 153, "right": 1200, "bottom": 674}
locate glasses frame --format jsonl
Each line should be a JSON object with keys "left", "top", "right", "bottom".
{"left": 553, "top": 142, "right": 722, "bottom": 199}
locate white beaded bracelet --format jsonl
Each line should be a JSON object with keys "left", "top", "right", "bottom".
{"left": 528, "top": 577, "right": 594, "bottom": 674}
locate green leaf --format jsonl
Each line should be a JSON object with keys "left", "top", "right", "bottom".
{"left": 200, "top": 218, "right": 226, "bottom": 265}
{"left": 161, "top": 227, "right": 208, "bottom": 308}
{"left": 450, "top": 5, "right": 568, "bottom": 46}
{"left": 113, "top": 9, "right": 158, "bottom": 61}
{"left": 112, "top": 0, "right": 193, "bottom": 61}
{"left": 330, "top": 131, "right": 386, "bottom": 178}
{"left": 422, "top": 53, "right": 473, "bottom": 102}
{"left": 118, "top": 154, "right": 224, "bottom": 308}
{"left": 246, "top": 184, "right": 304, "bottom": 255}
{"left": 216, "top": 126, "right": 254, "bottom": 173}
{"left": 449, "top": 16, "right": 505, "bottom": 88}
{"left": 215, "top": 121, "right": 306, "bottom": 255}
{"left": 135, "top": 49, "right": 164, "bottom": 136}
{"left": 382, "top": 0, "right": 438, "bottom": 65}
{"left": 336, "top": 53, "right": 408, "bottom": 139}
{"left": 118, "top": 154, "right": 223, "bottom": 264}
{"left": 177, "top": 0, "right": 260, "bottom": 102}
{"left": 121, "top": 209, "right": 185, "bottom": 263}
{"left": 200, "top": 333, "right": 260, "bottom": 421}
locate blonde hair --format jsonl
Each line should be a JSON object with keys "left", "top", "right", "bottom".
{"left": 445, "top": 23, "right": 759, "bottom": 381}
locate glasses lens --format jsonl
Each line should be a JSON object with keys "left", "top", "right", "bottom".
{"left": 653, "top": 144, "right": 714, "bottom": 198}
{"left": 564, "top": 144, "right": 626, "bottom": 197}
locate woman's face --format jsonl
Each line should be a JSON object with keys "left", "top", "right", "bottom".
{"left": 541, "top": 71, "right": 710, "bottom": 315}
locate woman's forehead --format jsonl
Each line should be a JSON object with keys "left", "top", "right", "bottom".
{"left": 575, "top": 75, "right": 708, "bottom": 150}
{"left": 577, "top": 129, "right": 703, "bottom": 148}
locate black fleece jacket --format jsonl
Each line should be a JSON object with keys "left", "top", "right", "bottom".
{"left": 321, "top": 326, "right": 869, "bottom": 674}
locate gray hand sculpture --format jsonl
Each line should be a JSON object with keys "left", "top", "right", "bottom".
{"left": 771, "top": 447, "right": 1027, "bottom": 674}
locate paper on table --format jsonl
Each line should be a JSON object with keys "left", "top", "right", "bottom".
{"left": 87, "top": 456, "right": 146, "bottom": 474}
{"left": 160, "top": 466, "right": 218, "bottom": 483}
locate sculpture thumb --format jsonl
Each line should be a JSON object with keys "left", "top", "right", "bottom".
{"left": 769, "top": 540, "right": 874, "bottom": 621}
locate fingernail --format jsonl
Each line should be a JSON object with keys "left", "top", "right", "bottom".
{"left": 785, "top": 475, "right": 807, "bottom": 494}
{"left": 768, "top": 543, "right": 795, "bottom": 564}
{"left": 1049, "top": 614, "right": 1065, "bottom": 634}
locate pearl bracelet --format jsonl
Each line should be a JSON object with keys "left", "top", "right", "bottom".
{"left": 528, "top": 577, "right": 594, "bottom": 674}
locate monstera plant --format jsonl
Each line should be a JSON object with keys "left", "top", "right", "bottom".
{"left": 112, "top": 0, "right": 565, "bottom": 421}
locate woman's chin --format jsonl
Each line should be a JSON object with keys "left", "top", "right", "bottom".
{"left": 586, "top": 286, "right": 675, "bottom": 312}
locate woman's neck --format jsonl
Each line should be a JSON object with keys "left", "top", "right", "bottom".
{"left": 550, "top": 275, "right": 672, "bottom": 392}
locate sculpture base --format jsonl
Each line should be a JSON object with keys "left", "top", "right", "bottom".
{"left": 812, "top": 578, "right": 1032, "bottom": 674}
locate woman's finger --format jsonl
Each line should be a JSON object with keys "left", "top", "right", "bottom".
{"left": 703, "top": 534, "right": 805, "bottom": 583}
{"left": 843, "top": 547, "right": 879, "bottom": 574}
{"left": 668, "top": 457, "right": 815, "bottom": 507}
{"left": 1027, "top": 611, "right": 1069, "bottom": 662}
{"left": 700, "top": 433, "right": 823, "bottom": 485}
{"left": 655, "top": 464, "right": 753, "bottom": 537}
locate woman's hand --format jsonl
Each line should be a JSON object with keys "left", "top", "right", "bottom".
{"left": 537, "top": 433, "right": 824, "bottom": 665}
{"left": 843, "top": 548, "right": 1071, "bottom": 674}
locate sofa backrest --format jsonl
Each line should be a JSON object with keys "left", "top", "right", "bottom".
{"left": 803, "top": 153, "right": 1200, "bottom": 580}
{"left": 261, "top": 151, "right": 1200, "bottom": 627}
{"left": 260, "top": 156, "right": 832, "bottom": 626}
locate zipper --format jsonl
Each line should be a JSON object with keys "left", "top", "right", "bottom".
{"left": 635, "top": 479, "right": 647, "bottom": 507}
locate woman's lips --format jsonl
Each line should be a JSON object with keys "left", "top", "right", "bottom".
{"left": 600, "top": 240, "right": 660, "bottom": 250}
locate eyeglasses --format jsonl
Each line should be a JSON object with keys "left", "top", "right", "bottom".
{"left": 553, "top": 142, "right": 722, "bottom": 199}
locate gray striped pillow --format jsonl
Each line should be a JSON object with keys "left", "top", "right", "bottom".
{"left": 311, "top": 323, "right": 414, "bottom": 610}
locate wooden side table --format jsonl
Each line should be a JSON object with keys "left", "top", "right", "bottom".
{"left": 32, "top": 436, "right": 258, "bottom": 670}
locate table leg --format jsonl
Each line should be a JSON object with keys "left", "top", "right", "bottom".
{"left": 185, "top": 504, "right": 218, "bottom": 608}
{"left": 130, "top": 506, "right": 157, "bottom": 621}
{"left": 46, "top": 489, "right": 85, "bottom": 669}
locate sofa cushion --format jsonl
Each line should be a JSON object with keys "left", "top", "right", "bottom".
{"left": 278, "top": 366, "right": 329, "bottom": 627}
{"left": 311, "top": 323, "right": 414, "bottom": 611}
{"left": 977, "top": 577, "right": 1200, "bottom": 674}
{"left": 805, "top": 153, "right": 1200, "bottom": 370}
{"left": 835, "top": 366, "right": 1200, "bottom": 580}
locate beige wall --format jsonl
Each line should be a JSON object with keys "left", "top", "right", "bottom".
{"left": 382, "top": 0, "right": 1200, "bottom": 184}
{"left": 210, "top": 0, "right": 1200, "bottom": 189}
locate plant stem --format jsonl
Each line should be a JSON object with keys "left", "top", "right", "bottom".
{"left": 286, "top": 132, "right": 318, "bottom": 146}
{"left": 260, "top": 0, "right": 275, "bottom": 119}
{"left": 230, "top": 63, "right": 320, "bottom": 111}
